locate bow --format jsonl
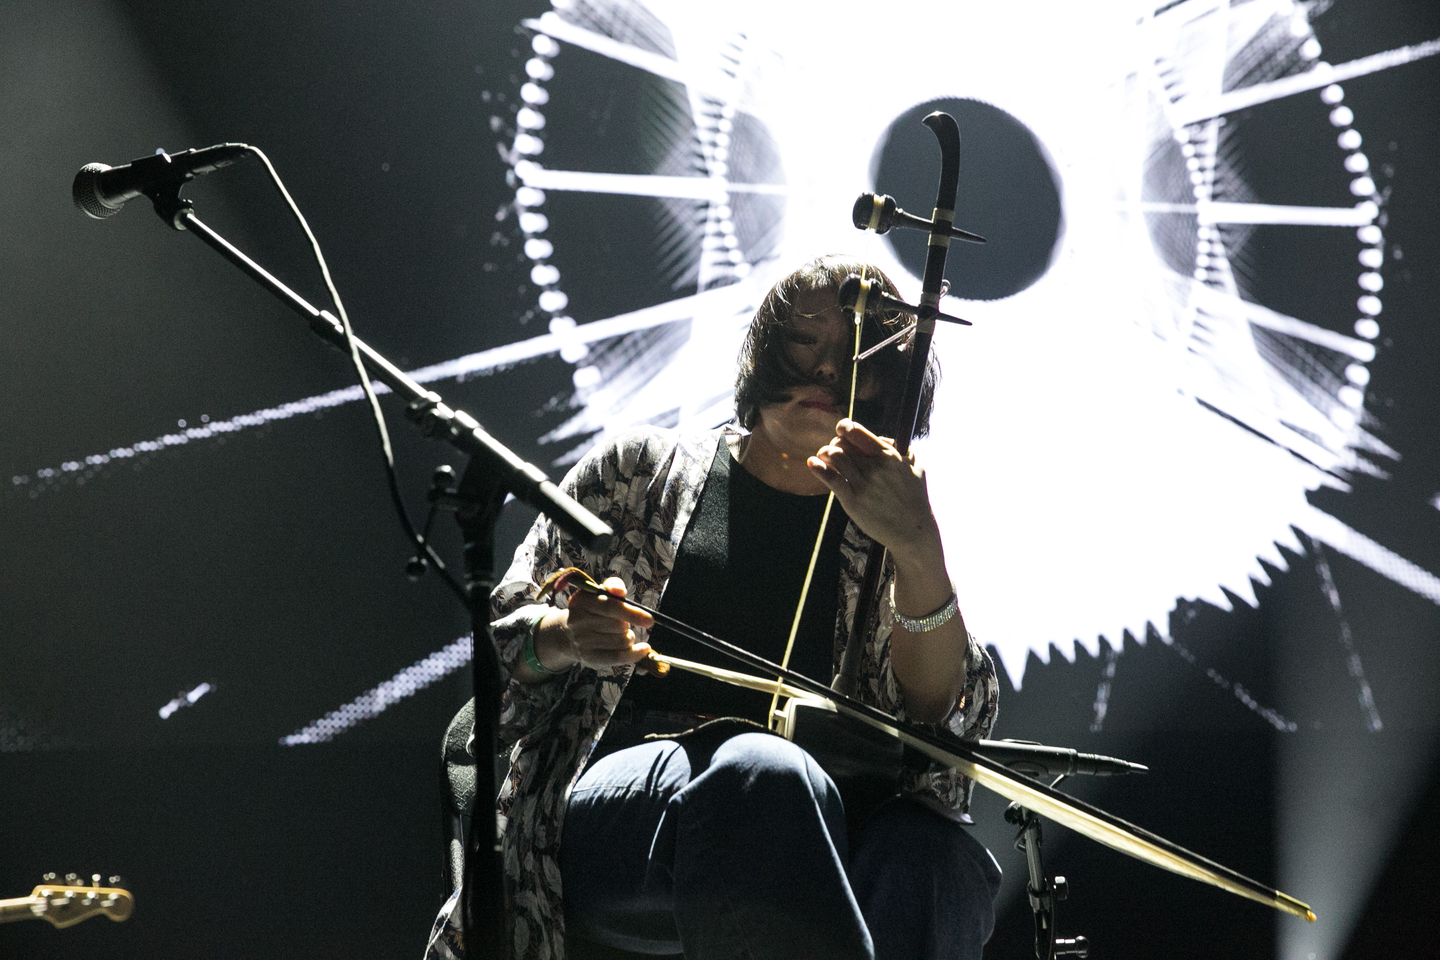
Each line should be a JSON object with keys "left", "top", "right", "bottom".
{"left": 541, "top": 565, "right": 1314, "bottom": 922}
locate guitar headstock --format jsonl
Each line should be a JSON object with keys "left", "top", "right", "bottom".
{"left": 27, "top": 874, "right": 133, "bottom": 928}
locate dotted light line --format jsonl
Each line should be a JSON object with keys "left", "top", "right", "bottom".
{"left": 1089, "top": 643, "right": 1121, "bottom": 732}
{"left": 509, "top": 6, "right": 757, "bottom": 399}
{"left": 1162, "top": 628, "right": 1299, "bottom": 732}
{"left": 1293, "top": 8, "right": 1390, "bottom": 376}
{"left": 10, "top": 283, "right": 751, "bottom": 500}
{"left": 280, "top": 634, "right": 473, "bottom": 745}
{"left": 158, "top": 682, "right": 213, "bottom": 720}
{"left": 1304, "top": 533, "right": 1384, "bottom": 732}
{"left": 1317, "top": 76, "right": 1388, "bottom": 365}
{"left": 510, "top": 25, "right": 596, "bottom": 389}
{"left": 1180, "top": 118, "right": 1235, "bottom": 290}
{"left": 1177, "top": 21, "right": 1383, "bottom": 425}
{"left": 11, "top": 382, "right": 374, "bottom": 497}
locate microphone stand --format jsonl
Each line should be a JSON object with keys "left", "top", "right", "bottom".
{"left": 1005, "top": 781, "right": 1090, "bottom": 960}
{"left": 140, "top": 185, "right": 612, "bottom": 960}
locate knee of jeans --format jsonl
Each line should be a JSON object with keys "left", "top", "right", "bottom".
{"left": 859, "top": 800, "right": 1002, "bottom": 896}
{"left": 572, "top": 738, "right": 691, "bottom": 802}
{"left": 703, "top": 732, "right": 834, "bottom": 806}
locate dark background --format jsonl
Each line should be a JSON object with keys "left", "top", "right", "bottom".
{"left": 2, "top": 1, "right": 1437, "bottom": 958}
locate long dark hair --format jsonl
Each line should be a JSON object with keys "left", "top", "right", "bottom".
{"left": 733, "top": 255, "right": 940, "bottom": 437}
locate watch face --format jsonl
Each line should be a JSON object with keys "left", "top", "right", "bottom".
{"left": 498, "top": 0, "right": 1412, "bottom": 683}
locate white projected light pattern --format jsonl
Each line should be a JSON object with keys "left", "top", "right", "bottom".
{"left": 499, "top": 0, "right": 1440, "bottom": 689}
{"left": 494, "top": 9, "right": 1440, "bottom": 957}
{"left": 12, "top": 1, "right": 1440, "bottom": 692}
{"left": 281, "top": 635, "right": 473, "bottom": 745}
{"left": 158, "top": 682, "right": 213, "bottom": 720}
{"left": 12, "top": 5, "right": 1425, "bottom": 954}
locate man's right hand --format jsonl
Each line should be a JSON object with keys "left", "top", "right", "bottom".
{"left": 519, "top": 576, "right": 656, "bottom": 681}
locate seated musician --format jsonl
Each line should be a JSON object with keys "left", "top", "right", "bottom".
{"left": 428, "top": 255, "right": 1002, "bottom": 960}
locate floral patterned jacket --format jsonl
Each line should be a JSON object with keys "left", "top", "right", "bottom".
{"left": 426, "top": 426, "right": 1000, "bottom": 960}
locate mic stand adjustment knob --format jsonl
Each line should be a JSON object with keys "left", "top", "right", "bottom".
{"left": 1005, "top": 775, "right": 1089, "bottom": 960}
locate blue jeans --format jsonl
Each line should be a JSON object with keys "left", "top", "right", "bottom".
{"left": 560, "top": 731, "right": 1001, "bottom": 960}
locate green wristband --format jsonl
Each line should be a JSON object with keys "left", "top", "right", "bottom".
{"left": 522, "top": 620, "right": 559, "bottom": 676}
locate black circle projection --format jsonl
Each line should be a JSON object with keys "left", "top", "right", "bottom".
{"left": 871, "top": 98, "right": 1064, "bottom": 301}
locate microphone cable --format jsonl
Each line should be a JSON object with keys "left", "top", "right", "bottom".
{"left": 243, "top": 146, "right": 468, "bottom": 606}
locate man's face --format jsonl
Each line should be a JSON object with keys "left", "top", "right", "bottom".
{"left": 756, "top": 283, "right": 879, "bottom": 446}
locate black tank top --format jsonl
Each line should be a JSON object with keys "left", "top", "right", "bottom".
{"left": 624, "top": 441, "right": 849, "bottom": 723}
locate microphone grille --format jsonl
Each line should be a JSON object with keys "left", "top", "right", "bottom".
{"left": 73, "top": 163, "right": 119, "bottom": 219}
{"left": 850, "top": 192, "right": 896, "bottom": 234}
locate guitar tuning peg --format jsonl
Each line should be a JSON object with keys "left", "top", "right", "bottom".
{"left": 43, "top": 872, "right": 57, "bottom": 882}
{"left": 92, "top": 874, "right": 101, "bottom": 887}
{"left": 65, "top": 872, "right": 79, "bottom": 884}
{"left": 108, "top": 875, "right": 123, "bottom": 886}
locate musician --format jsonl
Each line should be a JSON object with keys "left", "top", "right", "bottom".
{"left": 427, "top": 256, "right": 1001, "bottom": 960}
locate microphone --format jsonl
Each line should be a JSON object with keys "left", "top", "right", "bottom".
{"left": 837, "top": 275, "right": 971, "bottom": 327}
{"left": 852, "top": 192, "right": 986, "bottom": 244}
{"left": 73, "top": 143, "right": 249, "bottom": 219}
{"left": 973, "top": 739, "right": 1148, "bottom": 778}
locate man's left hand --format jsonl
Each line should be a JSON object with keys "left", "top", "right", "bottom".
{"left": 806, "top": 418, "right": 943, "bottom": 566}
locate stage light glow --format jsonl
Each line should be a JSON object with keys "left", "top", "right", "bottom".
{"left": 1278, "top": 731, "right": 1437, "bottom": 960}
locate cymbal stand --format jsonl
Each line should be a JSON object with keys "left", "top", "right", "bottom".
{"left": 1005, "top": 776, "right": 1089, "bottom": 960}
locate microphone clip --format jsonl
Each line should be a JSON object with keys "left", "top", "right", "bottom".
{"left": 73, "top": 144, "right": 249, "bottom": 229}
{"left": 837, "top": 274, "right": 971, "bottom": 334}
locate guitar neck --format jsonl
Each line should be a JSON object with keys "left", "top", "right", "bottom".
{"left": 0, "top": 897, "right": 42, "bottom": 924}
